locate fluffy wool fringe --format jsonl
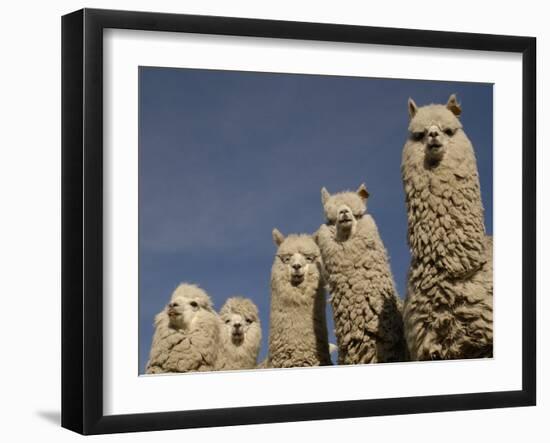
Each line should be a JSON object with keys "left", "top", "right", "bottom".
{"left": 401, "top": 124, "right": 493, "bottom": 360}
{"left": 216, "top": 297, "right": 262, "bottom": 371}
{"left": 145, "top": 306, "right": 221, "bottom": 374}
{"left": 317, "top": 216, "right": 406, "bottom": 364}
{"left": 267, "top": 236, "right": 331, "bottom": 368}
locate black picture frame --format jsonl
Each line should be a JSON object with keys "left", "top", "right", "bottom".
{"left": 61, "top": 8, "right": 536, "bottom": 435}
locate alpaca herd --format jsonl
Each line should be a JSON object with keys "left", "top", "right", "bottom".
{"left": 145, "top": 94, "right": 494, "bottom": 374}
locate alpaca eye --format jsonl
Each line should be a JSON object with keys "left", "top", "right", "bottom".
{"left": 444, "top": 128, "right": 455, "bottom": 136}
{"left": 245, "top": 318, "right": 252, "bottom": 324}
{"left": 225, "top": 319, "right": 231, "bottom": 324}
{"left": 305, "top": 255, "right": 315, "bottom": 263}
{"left": 412, "top": 131, "right": 425, "bottom": 141}
{"left": 279, "top": 255, "right": 291, "bottom": 264}
{"left": 190, "top": 301, "right": 198, "bottom": 309}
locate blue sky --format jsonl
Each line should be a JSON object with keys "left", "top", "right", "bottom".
{"left": 138, "top": 67, "right": 493, "bottom": 373}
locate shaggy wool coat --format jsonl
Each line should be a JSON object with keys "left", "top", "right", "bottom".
{"left": 145, "top": 310, "right": 221, "bottom": 373}
{"left": 401, "top": 98, "right": 493, "bottom": 360}
{"left": 145, "top": 283, "right": 221, "bottom": 374}
{"left": 267, "top": 234, "right": 332, "bottom": 368}
{"left": 216, "top": 297, "right": 262, "bottom": 371}
{"left": 317, "top": 216, "right": 406, "bottom": 364}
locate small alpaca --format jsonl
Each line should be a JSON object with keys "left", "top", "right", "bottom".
{"left": 316, "top": 184, "right": 405, "bottom": 364}
{"left": 266, "top": 229, "right": 331, "bottom": 368}
{"left": 216, "top": 296, "right": 262, "bottom": 371}
{"left": 145, "top": 283, "right": 221, "bottom": 374}
{"left": 402, "top": 94, "right": 493, "bottom": 360}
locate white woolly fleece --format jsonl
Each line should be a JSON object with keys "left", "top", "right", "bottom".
{"left": 267, "top": 232, "right": 331, "bottom": 368}
{"left": 317, "top": 211, "right": 406, "bottom": 365}
{"left": 401, "top": 96, "right": 493, "bottom": 360}
{"left": 145, "top": 283, "right": 221, "bottom": 374}
{"left": 217, "top": 296, "right": 262, "bottom": 371}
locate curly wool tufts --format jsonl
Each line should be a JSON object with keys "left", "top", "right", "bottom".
{"left": 145, "top": 283, "right": 221, "bottom": 374}
{"left": 401, "top": 95, "right": 493, "bottom": 360}
{"left": 216, "top": 296, "right": 262, "bottom": 371}
{"left": 316, "top": 188, "right": 406, "bottom": 364}
{"left": 266, "top": 230, "right": 331, "bottom": 368}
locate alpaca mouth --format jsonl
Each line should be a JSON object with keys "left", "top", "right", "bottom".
{"left": 291, "top": 273, "right": 305, "bottom": 285}
{"left": 427, "top": 142, "right": 443, "bottom": 150}
{"left": 338, "top": 218, "right": 353, "bottom": 230}
{"left": 167, "top": 310, "right": 179, "bottom": 317}
{"left": 231, "top": 331, "right": 244, "bottom": 344}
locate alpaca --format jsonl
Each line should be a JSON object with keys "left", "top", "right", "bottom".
{"left": 316, "top": 184, "right": 406, "bottom": 364}
{"left": 266, "top": 229, "right": 331, "bottom": 368}
{"left": 401, "top": 94, "right": 493, "bottom": 360}
{"left": 145, "top": 283, "right": 221, "bottom": 374}
{"left": 216, "top": 296, "right": 262, "bottom": 371}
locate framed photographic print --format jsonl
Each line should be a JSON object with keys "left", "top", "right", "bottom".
{"left": 61, "top": 8, "right": 536, "bottom": 435}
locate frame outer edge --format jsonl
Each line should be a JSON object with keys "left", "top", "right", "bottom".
{"left": 82, "top": 8, "right": 106, "bottom": 434}
{"left": 61, "top": 9, "right": 85, "bottom": 435}
{"left": 521, "top": 37, "right": 536, "bottom": 405}
{"left": 62, "top": 8, "right": 537, "bottom": 435}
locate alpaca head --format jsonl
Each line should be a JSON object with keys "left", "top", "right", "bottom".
{"left": 321, "top": 184, "right": 369, "bottom": 240}
{"left": 220, "top": 297, "right": 261, "bottom": 347}
{"left": 407, "top": 94, "right": 464, "bottom": 166}
{"left": 166, "top": 283, "right": 214, "bottom": 330}
{"left": 272, "top": 229, "right": 322, "bottom": 288}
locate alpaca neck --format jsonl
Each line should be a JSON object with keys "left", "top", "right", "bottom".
{"left": 268, "top": 276, "right": 325, "bottom": 354}
{"left": 403, "top": 150, "right": 486, "bottom": 279}
{"left": 271, "top": 277, "right": 319, "bottom": 309}
{"left": 221, "top": 336, "right": 258, "bottom": 368}
{"left": 335, "top": 220, "right": 356, "bottom": 242}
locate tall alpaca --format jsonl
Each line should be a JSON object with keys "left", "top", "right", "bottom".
{"left": 145, "top": 283, "right": 221, "bottom": 374}
{"left": 316, "top": 184, "right": 405, "bottom": 364}
{"left": 402, "top": 94, "right": 493, "bottom": 360}
{"left": 267, "top": 229, "right": 331, "bottom": 368}
{"left": 216, "top": 296, "right": 262, "bottom": 371}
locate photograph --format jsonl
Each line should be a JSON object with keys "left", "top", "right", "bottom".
{"left": 138, "top": 67, "right": 494, "bottom": 374}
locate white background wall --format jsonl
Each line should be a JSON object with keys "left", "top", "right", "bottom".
{"left": 0, "top": 0, "right": 546, "bottom": 440}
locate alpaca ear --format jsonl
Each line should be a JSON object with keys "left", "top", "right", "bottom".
{"left": 357, "top": 183, "right": 370, "bottom": 201}
{"left": 321, "top": 187, "right": 330, "bottom": 205}
{"left": 272, "top": 228, "right": 285, "bottom": 246}
{"left": 408, "top": 98, "right": 418, "bottom": 119}
{"left": 446, "top": 94, "right": 462, "bottom": 116}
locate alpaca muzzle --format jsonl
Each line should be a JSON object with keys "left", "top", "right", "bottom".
{"left": 427, "top": 139, "right": 443, "bottom": 150}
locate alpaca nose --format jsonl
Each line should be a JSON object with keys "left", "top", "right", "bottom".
{"left": 168, "top": 302, "right": 176, "bottom": 308}
{"left": 234, "top": 322, "right": 242, "bottom": 329}
{"left": 339, "top": 208, "right": 349, "bottom": 215}
{"left": 292, "top": 263, "right": 302, "bottom": 270}
{"left": 429, "top": 129, "right": 439, "bottom": 138}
